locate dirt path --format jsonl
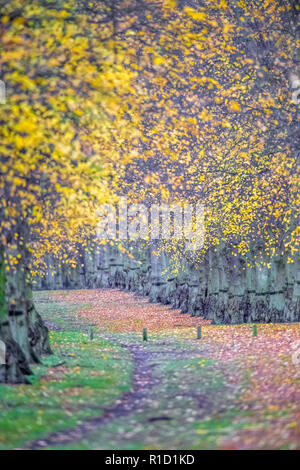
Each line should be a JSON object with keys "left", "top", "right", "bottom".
{"left": 27, "top": 341, "right": 159, "bottom": 449}
{"left": 27, "top": 299, "right": 236, "bottom": 450}
{"left": 27, "top": 332, "right": 226, "bottom": 449}
{"left": 28, "top": 289, "right": 300, "bottom": 450}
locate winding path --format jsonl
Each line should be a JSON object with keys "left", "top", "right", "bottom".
{"left": 28, "top": 341, "right": 159, "bottom": 449}
{"left": 25, "top": 289, "right": 300, "bottom": 450}
{"left": 26, "top": 297, "right": 234, "bottom": 450}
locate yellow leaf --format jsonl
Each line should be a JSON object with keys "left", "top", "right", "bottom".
{"left": 229, "top": 100, "right": 241, "bottom": 112}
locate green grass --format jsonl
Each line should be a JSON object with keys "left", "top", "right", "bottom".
{"left": 48, "top": 338, "right": 244, "bottom": 450}
{"left": 0, "top": 305, "right": 132, "bottom": 449}
{"left": 0, "top": 255, "right": 7, "bottom": 320}
{"left": 3, "top": 291, "right": 295, "bottom": 450}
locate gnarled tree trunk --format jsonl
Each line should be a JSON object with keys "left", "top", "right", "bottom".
{"left": 0, "top": 219, "right": 52, "bottom": 384}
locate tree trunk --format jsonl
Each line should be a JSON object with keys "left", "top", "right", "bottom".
{"left": 249, "top": 248, "right": 270, "bottom": 322}
{"left": 225, "top": 250, "right": 248, "bottom": 324}
{"left": 208, "top": 248, "right": 220, "bottom": 322}
{"left": 149, "top": 241, "right": 167, "bottom": 303}
{"left": 0, "top": 219, "right": 52, "bottom": 384}
{"left": 269, "top": 252, "right": 286, "bottom": 322}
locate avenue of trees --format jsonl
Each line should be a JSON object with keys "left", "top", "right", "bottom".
{"left": 0, "top": 0, "right": 299, "bottom": 382}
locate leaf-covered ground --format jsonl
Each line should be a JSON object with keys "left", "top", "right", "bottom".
{"left": 49, "top": 289, "right": 300, "bottom": 450}
{"left": 1, "top": 288, "right": 299, "bottom": 450}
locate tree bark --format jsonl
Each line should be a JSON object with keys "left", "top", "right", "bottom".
{"left": 0, "top": 218, "right": 52, "bottom": 384}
